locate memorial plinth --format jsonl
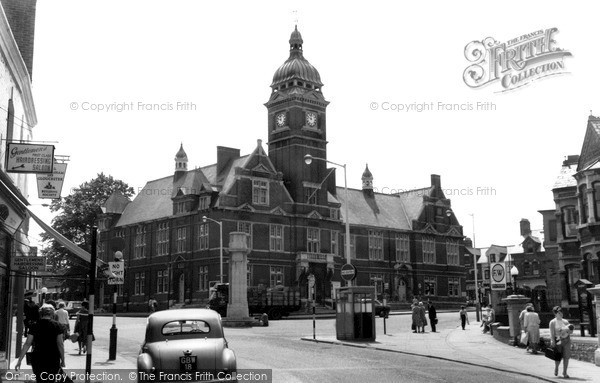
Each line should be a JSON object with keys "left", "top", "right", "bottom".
{"left": 222, "top": 232, "right": 254, "bottom": 327}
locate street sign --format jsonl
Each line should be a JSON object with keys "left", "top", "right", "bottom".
{"left": 11, "top": 256, "right": 46, "bottom": 272}
{"left": 36, "top": 162, "right": 67, "bottom": 199}
{"left": 6, "top": 143, "right": 55, "bottom": 174}
{"left": 490, "top": 262, "right": 506, "bottom": 290}
{"left": 107, "top": 261, "right": 125, "bottom": 285}
{"left": 340, "top": 264, "right": 357, "bottom": 281}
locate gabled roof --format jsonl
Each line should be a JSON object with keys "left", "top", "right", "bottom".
{"left": 553, "top": 160, "right": 577, "bottom": 189}
{"left": 116, "top": 175, "right": 175, "bottom": 226}
{"left": 335, "top": 186, "right": 431, "bottom": 230}
{"left": 102, "top": 191, "right": 130, "bottom": 214}
{"left": 172, "top": 168, "right": 214, "bottom": 198}
{"left": 577, "top": 115, "right": 600, "bottom": 172}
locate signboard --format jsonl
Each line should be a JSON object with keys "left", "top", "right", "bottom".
{"left": 6, "top": 143, "right": 54, "bottom": 174}
{"left": 107, "top": 261, "right": 125, "bottom": 285}
{"left": 11, "top": 256, "right": 46, "bottom": 272}
{"left": 36, "top": 162, "right": 67, "bottom": 199}
{"left": 340, "top": 263, "right": 357, "bottom": 281}
{"left": 490, "top": 262, "right": 506, "bottom": 290}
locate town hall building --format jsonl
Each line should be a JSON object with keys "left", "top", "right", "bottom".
{"left": 96, "top": 26, "right": 467, "bottom": 312}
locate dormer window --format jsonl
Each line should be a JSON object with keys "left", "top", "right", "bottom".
{"left": 174, "top": 201, "right": 187, "bottom": 214}
{"left": 199, "top": 196, "right": 210, "bottom": 210}
{"left": 330, "top": 208, "right": 340, "bottom": 220}
{"left": 252, "top": 179, "right": 269, "bottom": 205}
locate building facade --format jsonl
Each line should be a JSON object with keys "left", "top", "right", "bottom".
{"left": 97, "top": 27, "right": 466, "bottom": 312}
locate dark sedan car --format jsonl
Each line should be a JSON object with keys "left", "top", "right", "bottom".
{"left": 361, "top": 299, "right": 391, "bottom": 317}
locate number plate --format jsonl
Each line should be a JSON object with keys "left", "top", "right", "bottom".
{"left": 179, "top": 355, "right": 196, "bottom": 371}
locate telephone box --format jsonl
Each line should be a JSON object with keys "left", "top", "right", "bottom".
{"left": 336, "top": 286, "right": 376, "bottom": 341}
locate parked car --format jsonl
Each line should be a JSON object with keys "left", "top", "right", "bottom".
{"left": 361, "top": 299, "right": 391, "bottom": 317}
{"left": 65, "top": 301, "right": 84, "bottom": 318}
{"left": 137, "top": 309, "right": 236, "bottom": 381}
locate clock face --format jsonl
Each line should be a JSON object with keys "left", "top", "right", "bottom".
{"left": 276, "top": 113, "right": 286, "bottom": 127}
{"left": 306, "top": 112, "right": 317, "bottom": 127}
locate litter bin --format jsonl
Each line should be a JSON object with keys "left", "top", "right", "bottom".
{"left": 336, "top": 286, "right": 376, "bottom": 341}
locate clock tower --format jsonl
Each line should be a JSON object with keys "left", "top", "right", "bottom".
{"left": 266, "top": 26, "right": 330, "bottom": 206}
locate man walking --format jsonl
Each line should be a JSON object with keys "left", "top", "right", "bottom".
{"left": 428, "top": 300, "right": 438, "bottom": 332}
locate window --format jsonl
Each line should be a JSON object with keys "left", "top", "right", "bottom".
{"left": 446, "top": 239, "right": 459, "bottom": 266}
{"left": 247, "top": 264, "right": 253, "bottom": 287}
{"left": 567, "top": 266, "right": 581, "bottom": 302}
{"left": 395, "top": 233, "right": 410, "bottom": 263}
{"left": 175, "top": 201, "right": 186, "bottom": 214}
{"left": 484, "top": 269, "right": 490, "bottom": 280}
{"left": 448, "top": 277, "right": 460, "bottom": 297}
{"left": 157, "top": 222, "right": 170, "bottom": 256}
{"left": 237, "top": 221, "right": 252, "bottom": 249}
{"left": 199, "top": 196, "right": 210, "bottom": 210}
{"left": 252, "top": 179, "right": 269, "bottom": 205}
{"left": 532, "top": 261, "right": 540, "bottom": 276}
{"left": 307, "top": 228, "right": 320, "bottom": 253}
{"left": 562, "top": 206, "right": 578, "bottom": 238}
{"left": 134, "top": 272, "right": 145, "bottom": 295}
{"left": 270, "top": 266, "right": 284, "bottom": 287}
{"left": 97, "top": 241, "right": 106, "bottom": 261}
{"left": 198, "top": 266, "right": 208, "bottom": 291}
{"left": 422, "top": 236, "right": 436, "bottom": 264}
{"left": 580, "top": 184, "right": 589, "bottom": 224}
{"left": 196, "top": 223, "right": 209, "bottom": 250}
{"left": 594, "top": 182, "right": 600, "bottom": 220}
{"left": 157, "top": 270, "right": 169, "bottom": 293}
{"left": 368, "top": 230, "right": 383, "bottom": 260}
{"left": 370, "top": 273, "right": 384, "bottom": 295}
{"left": 424, "top": 276, "right": 436, "bottom": 296}
{"left": 176, "top": 227, "right": 187, "bottom": 253}
{"left": 134, "top": 226, "right": 146, "bottom": 259}
{"left": 270, "top": 224, "right": 284, "bottom": 251}
{"left": 489, "top": 253, "right": 496, "bottom": 263}
{"left": 115, "top": 229, "right": 125, "bottom": 238}
{"left": 330, "top": 208, "right": 340, "bottom": 220}
{"left": 548, "top": 219, "right": 557, "bottom": 242}
{"left": 331, "top": 230, "right": 339, "bottom": 255}
{"left": 304, "top": 187, "right": 317, "bottom": 205}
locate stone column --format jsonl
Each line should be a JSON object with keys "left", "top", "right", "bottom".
{"left": 502, "top": 294, "right": 530, "bottom": 346}
{"left": 223, "top": 232, "right": 254, "bottom": 327}
{"left": 586, "top": 284, "right": 600, "bottom": 366}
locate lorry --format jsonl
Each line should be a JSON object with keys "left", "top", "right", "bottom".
{"left": 207, "top": 283, "right": 301, "bottom": 320}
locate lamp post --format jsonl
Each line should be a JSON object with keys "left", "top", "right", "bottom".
{"left": 203, "top": 216, "right": 224, "bottom": 283}
{"left": 468, "top": 213, "right": 481, "bottom": 321}
{"left": 510, "top": 265, "right": 519, "bottom": 295}
{"left": 304, "top": 154, "right": 352, "bottom": 286}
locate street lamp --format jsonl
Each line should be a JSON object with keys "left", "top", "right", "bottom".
{"left": 304, "top": 154, "right": 352, "bottom": 285}
{"left": 510, "top": 265, "right": 519, "bottom": 295}
{"left": 202, "top": 216, "right": 224, "bottom": 283}
{"left": 468, "top": 213, "right": 481, "bottom": 321}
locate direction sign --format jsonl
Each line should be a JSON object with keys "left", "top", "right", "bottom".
{"left": 6, "top": 143, "right": 54, "bottom": 174}
{"left": 490, "top": 262, "right": 506, "bottom": 290}
{"left": 11, "top": 256, "right": 46, "bottom": 272}
{"left": 107, "top": 261, "right": 125, "bottom": 285}
{"left": 340, "top": 263, "right": 357, "bottom": 282}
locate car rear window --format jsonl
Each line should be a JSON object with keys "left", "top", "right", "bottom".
{"left": 161, "top": 320, "right": 210, "bottom": 336}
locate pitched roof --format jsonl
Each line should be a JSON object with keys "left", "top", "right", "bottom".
{"left": 102, "top": 191, "right": 130, "bottom": 214}
{"left": 553, "top": 160, "right": 577, "bottom": 189}
{"left": 335, "top": 186, "right": 431, "bottom": 230}
{"left": 577, "top": 115, "right": 600, "bottom": 171}
{"left": 116, "top": 175, "right": 174, "bottom": 226}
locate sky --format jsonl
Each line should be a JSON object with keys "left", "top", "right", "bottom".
{"left": 24, "top": 0, "right": 598, "bottom": 250}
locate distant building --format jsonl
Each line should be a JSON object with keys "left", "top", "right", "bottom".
{"left": 97, "top": 26, "right": 466, "bottom": 312}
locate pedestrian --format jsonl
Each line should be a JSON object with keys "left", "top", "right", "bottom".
{"left": 411, "top": 298, "right": 419, "bottom": 333}
{"left": 519, "top": 303, "right": 533, "bottom": 351}
{"left": 23, "top": 297, "right": 39, "bottom": 337}
{"left": 74, "top": 301, "right": 90, "bottom": 355}
{"left": 56, "top": 302, "right": 70, "bottom": 340}
{"left": 523, "top": 305, "right": 541, "bottom": 354}
{"left": 481, "top": 306, "right": 489, "bottom": 332}
{"left": 15, "top": 304, "right": 71, "bottom": 383}
{"left": 418, "top": 302, "right": 428, "bottom": 333}
{"left": 459, "top": 306, "right": 469, "bottom": 330}
{"left": 486, "top": 304, "right": 495, "bottom": 335}
{"left": 428, "top": 300, "right": 437, "bottom": 332}
{"left": 549, "top": 306, "right": 574, "bottom": 378}
{"left": 148, "top": 296, "right": 158, "bottom": 313}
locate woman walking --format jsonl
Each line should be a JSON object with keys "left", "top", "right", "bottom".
{"left": 15, "top": 304, "right": 67, "bottom": 383}
{"left": 549, "top": 306, "right": 574, "bottom": 378}
{"left": 418, "top": 302, "right": 428, "bottom": 333}
{"left": 459, "top": 306, "right": 469, "bottom": 330}
{"left": 523, "top": 305, "right": 541, "bottom": 354}
{"left": 74, "top": 301, "right": 90, "bottom": 354}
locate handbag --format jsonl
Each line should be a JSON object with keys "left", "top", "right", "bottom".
{"left": 544, "top": 346, "right": 562, "bottom": 361}
{"left": 520, "top": 331, "right": 529, "bottom": 345}
{"left": 25, "top": 352, "right": 34, "bottom": 365}
{"left": 69, "top": 332, "right": 79, "bottom": 343}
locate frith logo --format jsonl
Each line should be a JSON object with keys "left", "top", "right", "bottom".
{"left": 463, "top": 28, "right": 572, "bottom": 92}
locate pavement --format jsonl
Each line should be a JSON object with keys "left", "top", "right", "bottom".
{"left": 301, "top": 320, "right": 600, "bottom": 383}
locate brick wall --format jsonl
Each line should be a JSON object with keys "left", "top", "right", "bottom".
{"left": 0, "top": 0, "right": 37, "bottom": 77}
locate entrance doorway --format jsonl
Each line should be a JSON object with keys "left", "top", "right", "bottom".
{"left": 179, "top": 274, "right": 185, "bottom": 303}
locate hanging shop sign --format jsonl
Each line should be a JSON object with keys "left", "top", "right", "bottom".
{"left": 36, "top": 162, "right": 67, "bottom": 199}
{"left": 11, "top": 256, "right": 46, "bottom": 272}
{"left": 6, "top": 143, "right": 54, "bottom": 174}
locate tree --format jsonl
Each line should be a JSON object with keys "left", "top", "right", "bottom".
{"left": 41, "top": 173, "right": 134, "bottom": 275}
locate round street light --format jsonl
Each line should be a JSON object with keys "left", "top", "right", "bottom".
{"left": 304, "top": 154, "right": 313, "bottom": 165}
{"left": 510, "top": 265, "right": 519, "bottom": 293}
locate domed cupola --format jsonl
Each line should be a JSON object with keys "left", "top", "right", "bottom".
{"left": 362, "top": 164, "right": 374, "bottom": 191}
{"left": 174, "top": 143, "right": 188, "bottom": 173}
{"left": 271, "top": 25, "right": 323, "bottom": 91}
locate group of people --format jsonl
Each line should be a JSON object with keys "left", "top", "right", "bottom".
{"left": 15, "top": 298, "right": 92, "bottom": 383}
{"left": 411, "top": 299, "right": 437, "bottom": 333}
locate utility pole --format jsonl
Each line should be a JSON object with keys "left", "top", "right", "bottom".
{"left": 85, "top": 227, "right": 97, "bottom": 383}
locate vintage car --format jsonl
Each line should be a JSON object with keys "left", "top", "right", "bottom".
{"left": 65, "top": 301, "right": 84, "bottom": 318}
{"left": 137, "top": 309, "right": 236, "bottom": 381}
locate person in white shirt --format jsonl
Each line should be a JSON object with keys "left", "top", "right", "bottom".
{"left": 523, "top": 305, "right": 540, "bottom": 354}
{"left": 55, "top": 302, "right": 70, "bottom": 340}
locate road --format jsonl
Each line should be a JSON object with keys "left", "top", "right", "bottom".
{"left": 83, "top": 311, "right": 541, "bottom": 383}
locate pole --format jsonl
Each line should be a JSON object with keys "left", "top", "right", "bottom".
{"left": 471, "top": 213, "right": 480, "bottom": 322}
{"left": 219, "top": 222, "right": 223, "bottom": 283}
{"left": 343, "top": 164, "right": 352, "bottom": 286}
{"left": 312, "top": 286, "right": 316, "bottom": 340}
{"left": 383, "top": 297, "right": 387, "bottom": 335}
{"left": 85, "top": 226, "right": 97, "bottom": 383}
{"left": 108, "top": 286, "right": 117, "bottom": 360}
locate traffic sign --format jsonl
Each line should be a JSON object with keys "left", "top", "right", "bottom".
{"left": 107, "top": 261, "right": 125, "bottom": 285}
{"left": 490, "top": 262, "right": 506, "bottom": 290}
{"left": 340, "top": 264, "right": 357, "bottom": 281}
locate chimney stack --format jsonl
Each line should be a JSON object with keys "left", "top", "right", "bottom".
{"left": 520, "top": 218, "right": 531, "bottom": 237}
